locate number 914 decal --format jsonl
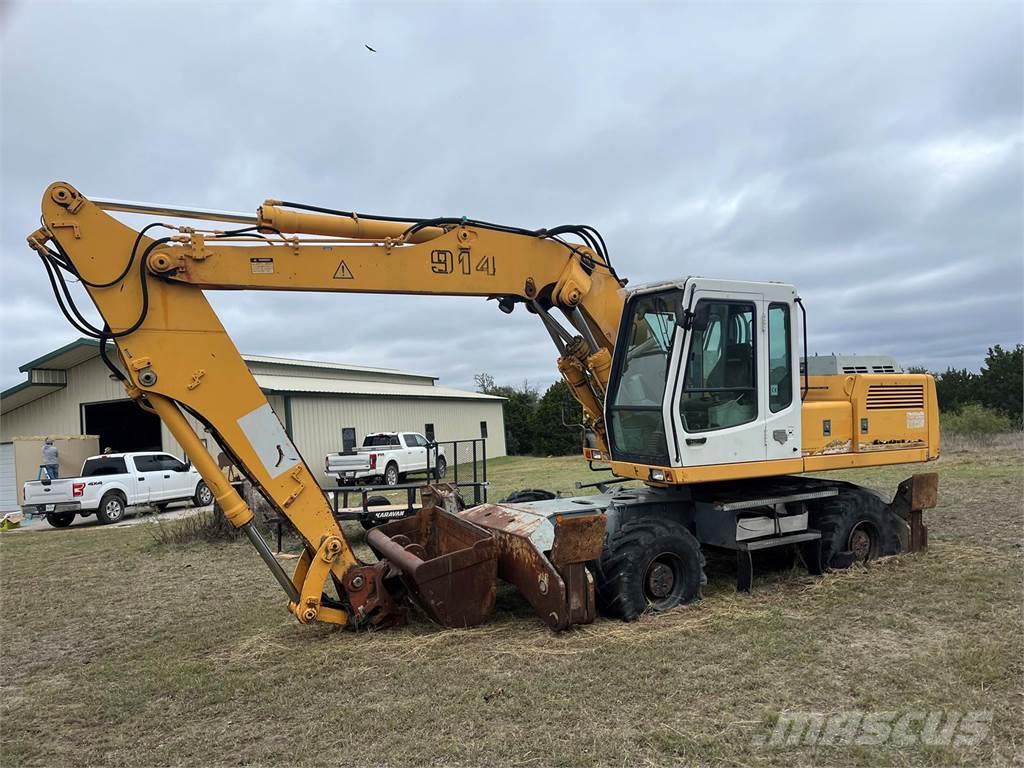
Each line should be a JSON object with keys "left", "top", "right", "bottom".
{"left": 430, "top": 249, "right": 496, "bottom": 276}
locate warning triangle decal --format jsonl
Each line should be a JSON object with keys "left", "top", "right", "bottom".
{"left": 334, "top": 261, "right": 354, "bottom": 279}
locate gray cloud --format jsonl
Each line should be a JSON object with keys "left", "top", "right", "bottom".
{"left": 2, "top": 1, "right": 1021, "bottom": 393}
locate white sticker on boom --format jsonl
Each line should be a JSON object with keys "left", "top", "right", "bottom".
{"left": 906, "top": 411, "right": 926, "bottom": 429}
{"left": 237, "top": 403, "right": 301, "bottom": 479}
{"left": 250, "top": 257, "right": 274, "bottom": 274}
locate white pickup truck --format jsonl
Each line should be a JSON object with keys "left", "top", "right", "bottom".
{"left": 22, "top": 451, "right": 213, "bottom": 528}
{"left": 325, "top": 432, "right": 446, "bottom": 487}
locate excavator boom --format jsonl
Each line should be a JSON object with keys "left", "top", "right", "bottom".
{"left": 29, "top": 182, "right": 624, "bottom": 629}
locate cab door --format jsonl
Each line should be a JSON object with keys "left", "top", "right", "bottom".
{"left": 762, "top": 291, "right": 802, "bottom": 461}
{"left": 671, "top": 285, "right": 766, "bottom": 467}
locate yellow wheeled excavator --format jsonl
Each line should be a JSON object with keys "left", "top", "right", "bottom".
{"left": 27, "top": 182, "right": 940, "bottom": 630}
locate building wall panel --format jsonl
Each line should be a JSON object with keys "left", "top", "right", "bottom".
{"left": 288, "top": 396, "right": 506, "bottom": 484}
{"left": 2, "top": 354, "right": 505, "bottom": 488}
{"left": 1, "top": 356, "right": 127, "bottom": 441}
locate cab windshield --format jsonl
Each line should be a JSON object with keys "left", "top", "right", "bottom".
{"left": 607, "top": 291, "right": 680, "bottom": 463}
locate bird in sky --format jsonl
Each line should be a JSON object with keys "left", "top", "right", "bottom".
{"left": 365, "top": 44, "right": 377, "bottom": 53}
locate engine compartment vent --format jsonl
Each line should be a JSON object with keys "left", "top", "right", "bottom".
{"left": 865, "top": 384, "right": 925, "bottom": 410}
{"left": 845, "top": 364, "right": 899, "bottom": 374}
{"left": 804, "top": 354, "right": 903, "bottom": 376}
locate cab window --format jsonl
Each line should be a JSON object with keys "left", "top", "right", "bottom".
{"left": 82, "top": 457, "right": 128, "bottom": 476}
{"left": 679, "top": 301, "right": 757, "bottom": 432}
{"left": 607, "top": 290, "right": 680, "bottom": 462}
{"left": 768, "top": 303, "right": 792, "bottom": 412}
{"left": 156, "top": 455, "right": 189, "bottom": 472}
{"left": 612, "top": 294, "right": 678, "bottom": 408}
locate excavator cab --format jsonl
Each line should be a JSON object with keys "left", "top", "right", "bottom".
{"left": 605, "top": 279, "right": 803, "bottom": 480}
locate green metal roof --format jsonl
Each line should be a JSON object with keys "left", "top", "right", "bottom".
{"left": 17, "top": 338, "right": 104, "bottom": 373}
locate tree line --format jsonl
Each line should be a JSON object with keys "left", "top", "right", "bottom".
{"left": 480, "top": 343, "right": 1022, "bottom": 455}
{"left": 910, "top": 344, "right": 1022, "bottom": 426}
{"left": 474, "top": 373, "right": 582, "bottom": 456}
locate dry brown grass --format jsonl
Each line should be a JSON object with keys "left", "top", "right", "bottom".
{"left": 1, "top": 441, "right": 1021, "bottom": 767}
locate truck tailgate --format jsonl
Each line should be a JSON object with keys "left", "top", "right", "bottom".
{"left": 327, "top": 453, "right": 372, "bottom": 473}
{"left": 23, "top": 480, "right": 77, "bottom": 506}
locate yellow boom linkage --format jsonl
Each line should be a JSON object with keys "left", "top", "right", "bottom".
{"left": 28, "top": 182, "right": 625, "bottom": 629}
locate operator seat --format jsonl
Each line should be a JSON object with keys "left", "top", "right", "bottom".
{"left": 723, "top": 342, "right": 753, "bottom": 389}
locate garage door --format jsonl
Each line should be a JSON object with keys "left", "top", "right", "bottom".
{"left": 0, "top": 443, "right": 17, "bottom": 513}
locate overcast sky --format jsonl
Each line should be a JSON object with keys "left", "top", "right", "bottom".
{"left": 1, "top": 1, "right": 1021, "bottom": 394}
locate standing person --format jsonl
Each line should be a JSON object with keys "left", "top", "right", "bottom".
{"left": 41, "top": 439, "right": 60, "bottom": 480}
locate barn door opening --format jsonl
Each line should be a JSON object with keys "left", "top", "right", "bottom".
{"left": 82, "top": 400, "right": 162, "bottom": 453}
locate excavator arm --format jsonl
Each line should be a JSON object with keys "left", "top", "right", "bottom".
{"left": 28, "top": 181, "right": 625, "bottom": 629}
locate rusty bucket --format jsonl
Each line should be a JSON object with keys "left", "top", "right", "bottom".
{"left": 366, "top": 507, "right": 498, "bottom": 628}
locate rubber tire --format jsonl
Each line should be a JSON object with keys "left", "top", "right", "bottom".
{"left": 360, "top": 495, "right": 392, "bottom": 531}
{"left": 96, "top": 492, "right": 127, "bottom": 525}
{"left": 594, "top": 516, "right": 705, "bottom": 621}
{"left": 434, "top": 457, "right": 447, "bottom": 480}
{"left": 383, "top": 463, "right": 399, "bottom": 486}
{"left": 808, "top": 488, "right": 902, "bottom": 569}
{"left": 500, "top": 489, "right": 557, "bottom": 503}
{"left": 46, "top": 512, "right": 75, "bottom": 528}
{"left": 193, "top": 481, "right": 213, "bottom": 508}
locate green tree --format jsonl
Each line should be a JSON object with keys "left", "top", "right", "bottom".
{"left": 978, "top": 344, "right": 1023, "bottom": 424}
{"left": 934, "top": 367, "right": 979, "bottom": 413}
{"left": 476, "top": 373, "right": 539, "bottom": 455}
{"left": 532, "top": 380, "right": 583, "bottom": 455}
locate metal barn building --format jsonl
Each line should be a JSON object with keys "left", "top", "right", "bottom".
{"left": 0, "top": 339, "right": 505, "bottom": 511}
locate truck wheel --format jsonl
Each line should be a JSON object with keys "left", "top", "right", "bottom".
{"left": 384, "top": 463, "right": 399, "bottom": 486}
{"left": 360, "top": 495, "right": 392, "bottom": 531}
{"left": 96, "top": 493, "right": 127, "bottom": 525}
{"left": 808, "top": 489, "right": 902, "bottom": 569}
{"left": 434, "top": 457, "right": 447, "bottom": 480}
{"left": 594, "top": 516, "right": 705, "bottom": 621}
{"left": 46, "top": 512, "right": 75, "bottom": 528}
{"left": 193, "top": 481, "right": 213, "bottom": 507}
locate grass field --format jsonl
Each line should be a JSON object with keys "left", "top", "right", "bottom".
{"left": 1, "top": 436, "right": 1021, "bottom": 766}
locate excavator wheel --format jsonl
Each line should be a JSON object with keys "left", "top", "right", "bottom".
{"left": 808, "top": 488, "right": 904, "bottom": 569}
{"left": 594, "top": 516, "right": 705, "bottom": 621}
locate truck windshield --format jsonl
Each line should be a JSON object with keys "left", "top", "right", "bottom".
{"left": 607, "top": 290, "right": 681, "bottom": 464}
{"left": 82, "top": 457, "right": 128, "bottom": 476}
